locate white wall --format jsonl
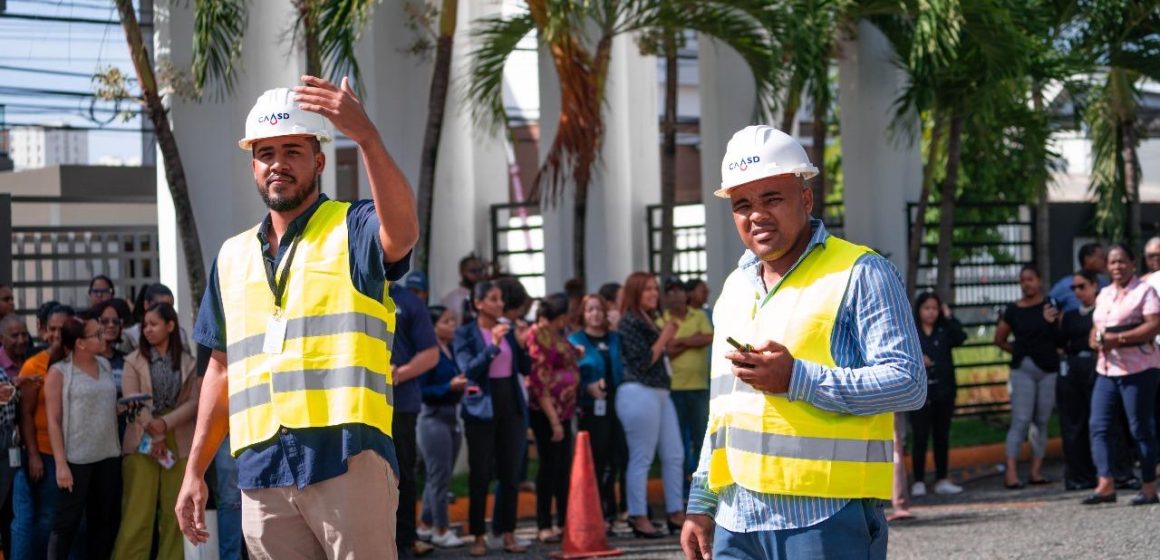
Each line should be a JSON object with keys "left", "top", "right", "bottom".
{"left": 837, "top": 20, "right": 922, "bottom": 272}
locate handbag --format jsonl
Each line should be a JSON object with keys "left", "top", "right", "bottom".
{"left": 461, "top": 383, "right": 493, "bottom": 421}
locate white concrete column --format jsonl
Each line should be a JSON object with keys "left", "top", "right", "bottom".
{"left": 156, "top": 0, "right": 306, "bottom": 326}
{"left": 361, "top": 0, "right": 509, "bottom": 302}
{"left": 537, "top": 40, "right": 572, "bottom": 293}
{"left": 837, "top": 21, "right": 922, "bottom": 272}
{"left": 698, "top": 37, "right": 753, "bottom": 292}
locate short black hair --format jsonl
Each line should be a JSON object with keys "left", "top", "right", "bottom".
{"left": 1077, "top": 243, "right": 1104, "bottom": 266}
{"left": 564, "top": 278, "right": 585, "bottom": 299}
{"left": 536, "top": 293, "right": 570, "bottom": 322}
{"left": 598, "top": 283, "right": 620, "bottom": 304}
{"left": 1108, "top": 242, "right": 1136, "bottom": 263}
{"left": 459, "top": 254, "right": 480, "bottom": 271}
{"left": 88, "top": 274, "right": 115, "bottom": 293}
{"left": 36, "top": 300, "right": 62, "bottom": 327}
{"left": 1020, "top": 264, "right": 1041, "bottom": 279}
{"left": 684, "top": 278, "right": 707, "bottom": 292}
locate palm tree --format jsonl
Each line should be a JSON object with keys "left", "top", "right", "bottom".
{"left": 414, "top": 0, "right": 459, "bottom": 274}
{"left": 635, "top": 0, "right": 775, "bottom": 280}
{"left": 114, "top": 0, "right": 206, "bottom": 315}
{"left": 875, "top": 0, "right": 1036, "bottom": 301}
{"left": 471, "top": 1, "right": 685, "bottom": 281}
{"left": 1075, "top": 0, "right": 1160, "bottom": 244}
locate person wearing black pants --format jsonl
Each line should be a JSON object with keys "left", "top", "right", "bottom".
{"left": 910, "top": 292, "right": 966, "bottom": 496}
{"left": 387, "top": 283, "right": 440, "bottom": 558}
{"left": 453, "top": 281, "right": 531, "bottom": 557}
{"left": 570, "top": 294, "right": 628, "bottom": 524}
{"left": 49, "top": 457, "right": 120, "bottom": 558}
{"left": 525, "top": 294, "right": 580, "bottom": 544}
{"left": 1049, "top": 270, "right": 1101, "bottom": 490}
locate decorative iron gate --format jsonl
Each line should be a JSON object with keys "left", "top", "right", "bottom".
{"left": 490, "top": 202, "right": 546, "bottom": 298}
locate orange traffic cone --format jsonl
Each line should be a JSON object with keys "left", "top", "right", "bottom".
{"left": 551, "top": 431, "right": 624, "bottom": 559}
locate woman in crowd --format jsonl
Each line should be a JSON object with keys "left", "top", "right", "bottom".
{"left": 616, "top": 272, "right": 684, "bottom": 538}
{"left": 1083, "top": 244, "right": 1160, "bottom": 506}
{"left": 994, "top": 265, "right": 1059, "bottom": 488}
{"left": 14, "top": 303, "right": 71, "bottom": 559}
{"left": 570, "top": 293, "right": 628, "bottom": 527}
{"left": 113, "top": 303, "right": 200, "bottom": 559}
{"left": 454, "top": 281, "right": 530, "bottom": 557}
{"left": 87, "top": 275, "right": 115, "bottom": 309}
{"left": 525, "top": 293, "right": 580, "bottom": 544}
{"left": 1046, "top": 269, "right": 1101, "bottom": 491}
{"left": 910, "top": 292, "right": 967, "bottom": 496}
{"left": 685, "top": 278, "right": 712, "bottom": 322}
{"left": 94, "top": 299, "right": 131, "bottom": 396}
{"left": 598, "top": 283, "right": 623, "bottom": 331}
{"left": 43, "top": 314, "right": 121, "bottom": 558}
{"left": 659, "top": 277, "right": 713, "bottom": 488}
{"left": 417, "top": 305, "right": 467, "bottom": 549}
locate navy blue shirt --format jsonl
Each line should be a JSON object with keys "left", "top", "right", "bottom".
{"left": 389, "top": 283, "right": 437, "bottom": 414}
{"left": 194, "top": 194, "right": 410, "bottom": 489}
{"left": 420, "top": 349, "right": 463, "bottom": 407}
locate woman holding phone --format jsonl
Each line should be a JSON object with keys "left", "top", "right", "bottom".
{"left": 994, "top": 265, "right": 1059, "bottom": 489}
{"left": 616, "top": 272, "right": 684, "bottom": 538}
{"left": 453, "top": 281, "right": 531, "bottom": 556}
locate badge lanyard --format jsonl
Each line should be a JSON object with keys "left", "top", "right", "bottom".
{"left": 262, "top": 231, "right": 303, "bottom": 354}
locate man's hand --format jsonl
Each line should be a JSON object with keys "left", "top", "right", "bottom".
{"left": 293, "top": 76, "right": 377, "bottom": 145}
{"left": 681, "top": 514, "right": 715, "bottom": 560}
{"left": 27, "top": 452, "right": 43, "bottom": 482}
{"left": 725, "top": 339, "right": 795, "bottom": 394}
{"left": 176, "top": 474, "right": 212, "bottom": 545}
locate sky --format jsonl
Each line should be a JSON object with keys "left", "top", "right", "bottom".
{"left": 1, "top": 0, "right": 144, "bottom": 165}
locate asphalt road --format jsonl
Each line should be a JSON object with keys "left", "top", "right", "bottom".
{"left": 429, "top": 461, "right": 1160, "bottom": 559}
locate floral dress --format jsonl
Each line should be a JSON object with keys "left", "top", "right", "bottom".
{"left": 525, "top": 324, "right": 580, "bottom": 422}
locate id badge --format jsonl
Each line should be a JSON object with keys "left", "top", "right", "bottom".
{"left": 594, "top": 399, "right": 607, "bottom": 417}
{"left": 263, "top": 314, "right": 288, "bottom": 355}
{"left": 8, "top": 447, "right": 20, "bottom": 468}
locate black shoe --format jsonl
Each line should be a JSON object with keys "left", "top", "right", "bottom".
{"left": 667, "top": 520, "right": 683, "bottom": 535}
{"left": 1004, "top": 481, "right": 1026, "bottom": 490}
{"left": 1080, "top": 492, "right": 1117, "bottom": 505}
{"left": 1130, "top": 492, "right": 1159, "bottom": 506}
{"left": 631, "top": 524, "right": 664, "bottom": 539}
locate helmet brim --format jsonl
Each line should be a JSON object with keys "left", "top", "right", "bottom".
{"left": 714, "top": 167, "right": 819, "bottom": 199}
{"left": 237, "top": 132, "right": 334, "bottom": 151}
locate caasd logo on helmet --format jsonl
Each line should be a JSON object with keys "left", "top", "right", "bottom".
{"left": 257, "top": 112, "right": 292, "bottom": 126}
{"left": 728, "top": 155, "right": 761, "bottom": 172}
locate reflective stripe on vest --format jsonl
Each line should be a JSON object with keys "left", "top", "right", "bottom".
{"left": 706, "top": 236, "right": 894, "bottom": 500}
{"left": 216, "top": 200, "right": 396, "bottom": 455}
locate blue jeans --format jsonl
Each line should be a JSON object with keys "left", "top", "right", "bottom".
{"left": 12, "top": 453, "right": 60, "bottom": 560}
{"left": 214, "top": 437, "right": 244, "bottom": 560}
{"left": 670, "top": 389, "right": 709, "bottom": 476}
{"left": 713, "top": 499, "right": 888, "bottom": 560}
{"left": 1090, "top": 370, "right": 1159, "bottom": 483}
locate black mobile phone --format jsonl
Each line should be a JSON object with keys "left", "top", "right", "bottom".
{"left": 117, "top": 394, "right": 152, "bottom": 405}
{"left": 725, "top": 336, "right": 753, "bottom": 352}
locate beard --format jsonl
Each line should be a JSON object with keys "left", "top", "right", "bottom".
{"left": 257, "top": 172, "right": 317, "bottom": 212}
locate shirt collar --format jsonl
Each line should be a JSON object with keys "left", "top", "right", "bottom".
{"left": 738, "top": 219, "right": 829, "bottom": 292}
{"left": 256, "top": 193, "right": 329, "bottom": 247}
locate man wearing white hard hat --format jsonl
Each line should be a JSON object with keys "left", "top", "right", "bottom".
{"left": 175, "top": 75, "right": 419, "bottom": 559}
{"left": 679, "top": 125, "right": 925, "bottom": 559}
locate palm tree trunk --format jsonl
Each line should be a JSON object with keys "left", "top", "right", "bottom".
{"left": 935, "top": 114, "right": 963, "bottom": 304}
{"left": 415, "top": 0, "right": 458, "bottom": 273}
{"left": 1032, "top": 88, "right": 1050, "bottom": 280}
{"left": 115, "top": 0, "right": 205, "bottom": 315}
{"left": 906, "top": 112, "right": 944, "bottom": 293}
{"left": 573, "top": 184, "right": 587, "bottom": 283}
{"left": 810, "top": 93, "right": 826, "bottom": 220}
{"left": 659, "top": 34, "right": 678, "bottom": 280}
{"left": 1123, "top": 116, "right": 1141, "bottom": 248}
{"left": 297, "top": 0, "right": 322, "bottom": 77}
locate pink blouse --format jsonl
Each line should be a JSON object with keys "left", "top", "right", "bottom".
{"left": 1093, "top": 277, "right": 1160, "bottom": 376}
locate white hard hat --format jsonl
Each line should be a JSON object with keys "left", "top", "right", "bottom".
{"left": 238, "top": 88, "right": 333, "bottom": 151}
{"left": 715, "top": 125, "right": 818, "bottom": 198}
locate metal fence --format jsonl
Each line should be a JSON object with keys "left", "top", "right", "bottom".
{"left": 490, "top": 202, "right": 546, "bottom": 298}
{"left": 1, "top": 194, "right": 159, "bottom": 317}
{"left": 908, "top": 202, "right": 1036, "bottom": 417}
{"left": 646, "top": 203, "right": 708, "bottom": 280}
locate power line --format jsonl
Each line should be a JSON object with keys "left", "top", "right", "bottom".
{"left": 0, "top": 64, "right": 135, "bottom": 80}
{"left": 0, "top": 85, "right": 139, "bottom": 99}
{"left": 0, "top": 12, "right": 122, "bottom": 26}
{"left": 5, "top": 122, "right": 143, "bottom": 134}
{"left": 10, "top": 0, "right": 119, "bottom": 10}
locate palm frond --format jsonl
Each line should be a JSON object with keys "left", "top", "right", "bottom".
{"left": 312, "top": 0, "right": 380, "bottom": 97}
{"left": 466, "top": 12, "right": 536, "bottom": 134}
{"left": 192, "top": 0, "right": 247, "bottom": 100}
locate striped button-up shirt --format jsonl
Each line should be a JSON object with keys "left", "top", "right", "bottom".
{"left": 687, "top": 220, "right": 925, "bottom": 532}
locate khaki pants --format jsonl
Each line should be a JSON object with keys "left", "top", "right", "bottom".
{"left": 241, "top": 450, "right": 399, "bottom": 560}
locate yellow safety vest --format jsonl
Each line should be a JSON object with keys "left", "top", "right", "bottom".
{"left": 706, "top": 236, "right": 893, "bottom": 499}
{"left": 216, "top": 200, "right": 395, "bottom": 455}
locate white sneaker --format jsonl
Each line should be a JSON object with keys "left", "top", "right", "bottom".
{"left": 911, "top": 481, "right": 927, "bottom": 497}
{"left": 934, "top": 479, "right": 963, "bottom": 495}
{"left": 416, "top": 526, "right": 433, "bottom": 542}
{"left": 431, "top": 531, "right": 466, "bottom": 548}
